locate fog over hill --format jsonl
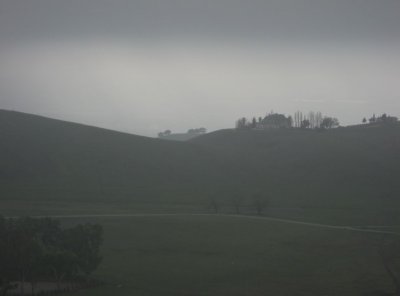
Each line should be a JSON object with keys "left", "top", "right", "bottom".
{"left": 1, "top": 0, "right": 399, "bottom": 136}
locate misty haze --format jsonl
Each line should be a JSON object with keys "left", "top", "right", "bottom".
{"left": 1, "top": 1, "right": 400, "bottom": 295}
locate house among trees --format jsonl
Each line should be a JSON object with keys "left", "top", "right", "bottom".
{"left": 235, "top": 111, "right": 341, "bottom": 130}
{"left": 255, "top": 113, "right": 293, "bottom": 129}
{"left": 369, "top": 113, "right": 398, "bottom": 125}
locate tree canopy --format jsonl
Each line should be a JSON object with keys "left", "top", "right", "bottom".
{"left": 235, "top": 111, "right": 343, "bottom": 130}
{"left": 0, "top": 216, "right": 103, "bottom": 296}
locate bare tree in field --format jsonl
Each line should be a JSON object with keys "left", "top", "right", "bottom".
{"left": 232, "top": 195, "right": 243, "bottom": 215}
{"left": 294, "top": 111, "right": 324, "bottom": 129}
{"left": 315, "top": 112, "right": 323, "bottom": 128}
{"left": 308, "top": 111, "right": 316, "bottom": 129}
{"left": 253, "top": 194, "right": 269, "bottom": 216}
{"left": 287, "top": 116, "right": 293, "bottom": 128}
{"left": 251, "top": 117, "right": 257, "bottom": 128}
{"left": 294, "top": 111, "right": 304, "bottom": 128}
{"left": 209, "top": 198, "right": 220, "bottom": 214}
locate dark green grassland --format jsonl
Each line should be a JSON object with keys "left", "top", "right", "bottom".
{"left": 1, "top": 110, "right": 400, "bottom": 295}
{"left": 74, "top": 215, "right": 395, "bottom": 296}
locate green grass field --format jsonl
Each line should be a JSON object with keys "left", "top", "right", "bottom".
{"left": 62, "top": 214, "right": 395, "bottom": 296}
{"left": 3, "top": 202, "right": 399, "bottom": 296}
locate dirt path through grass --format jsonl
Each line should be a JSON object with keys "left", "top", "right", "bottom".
{"left": 7, "top": 213, "right": 400, "bottom": 236}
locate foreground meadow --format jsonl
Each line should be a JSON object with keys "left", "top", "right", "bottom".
{"left": 59, "top": 214, "right": 397, "bottom": 296}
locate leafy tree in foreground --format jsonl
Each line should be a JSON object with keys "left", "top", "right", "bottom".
{"left": 0, "top": 216, "right": 103, "bottom": 295}
{"left": 64, "top": 224, "right": 103, "bottom": 279}
{"left": 44, "top": 248, "right": 79, "bottom": 289}
{"left": 8, "top": 217, "right": 44, "bottom": 296}
{"left": 0, "top": 216, "right": 17, "bottom": 296}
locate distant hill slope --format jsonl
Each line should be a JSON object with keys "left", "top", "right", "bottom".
{"left": 158, "top": 133, "right": 202, "bottom": 142}
{"left": 1, "top": 110, "right": 400, "bottom": 212}
{"left": 0, "top": 110, "right": 233, "bottom": 203}
{"left": 190, "top": 125, "right": 400, "bottom": 209}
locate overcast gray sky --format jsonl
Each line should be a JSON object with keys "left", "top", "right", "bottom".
{"left": 1, "top": 0, "right": 399, "bottom": 136}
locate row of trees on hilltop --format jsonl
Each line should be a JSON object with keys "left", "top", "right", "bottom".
{"left": 293, "top": 111, "right": 339, "bottom": 129}
{"left": 236, "top": 111, "right": 339, "bottom": 130}
{"left": 158, "top": 130, "right": 172, "bottom": 138}
{"left": 187, "top": 127, "right": 207, "bottom": 135}
{"left": 0, "top": 216, "right": 103, "bottom": 296}
{"left": 158, "top": 127, "right": 207, "bottom": 138}
{"left": 362, "top": 113, "right": 398, "bottom": 125}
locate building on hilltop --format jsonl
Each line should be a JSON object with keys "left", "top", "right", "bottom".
{"left": 255, "top": 113, "right": 292, "bottom": 129}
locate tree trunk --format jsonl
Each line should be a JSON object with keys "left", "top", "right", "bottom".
{"left": 30, "top": 282, "right": 36, "bottom": 296}
{"left": 55, "top": 273, "right": 66, "bottom": 291}
{"left": 57, "top": 278, "right": 61, "bottom": 291}
{"left": 52, "top": 268, "right": 61, "bottom": 291}
{"left": 20, "top": 273, "right": 25, "bottom": 296}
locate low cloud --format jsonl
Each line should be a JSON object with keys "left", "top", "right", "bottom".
{"left": 0, "top": 41, "right": 399, "bottom": 135}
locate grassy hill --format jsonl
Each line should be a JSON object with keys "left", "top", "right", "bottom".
{"left": 158, "top": 132, "right": 203, "bottom": 141}
{"left": 0, "top": 110, "right": 235, "bottom": 204}
{"left": 191, "top": 125, "right": 400, "bottom": 210}
{"left": 1, "top": 110, "right": 400, "bottom": 222}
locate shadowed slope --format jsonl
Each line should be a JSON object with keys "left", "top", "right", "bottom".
{"left": 1, "top": 110, "right": 400, "bottom": 216}
{"left": 0, "top": 110, "right": 232, "bottom": 203}
{"left": 191, "top": 125, "right": 400, "bottom": 209}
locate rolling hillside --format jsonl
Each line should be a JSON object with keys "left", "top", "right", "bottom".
{"left": 0, "top": 110, "right": 235, "bottom": 203}
{"left": 191, "top": 126, "right": 400, "bottom": 210}
{"left": 158, "top": 132, "right": 202, "bottom": 142}
{"left": 1, "top": 110, "right": 400, "bottom": 217}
